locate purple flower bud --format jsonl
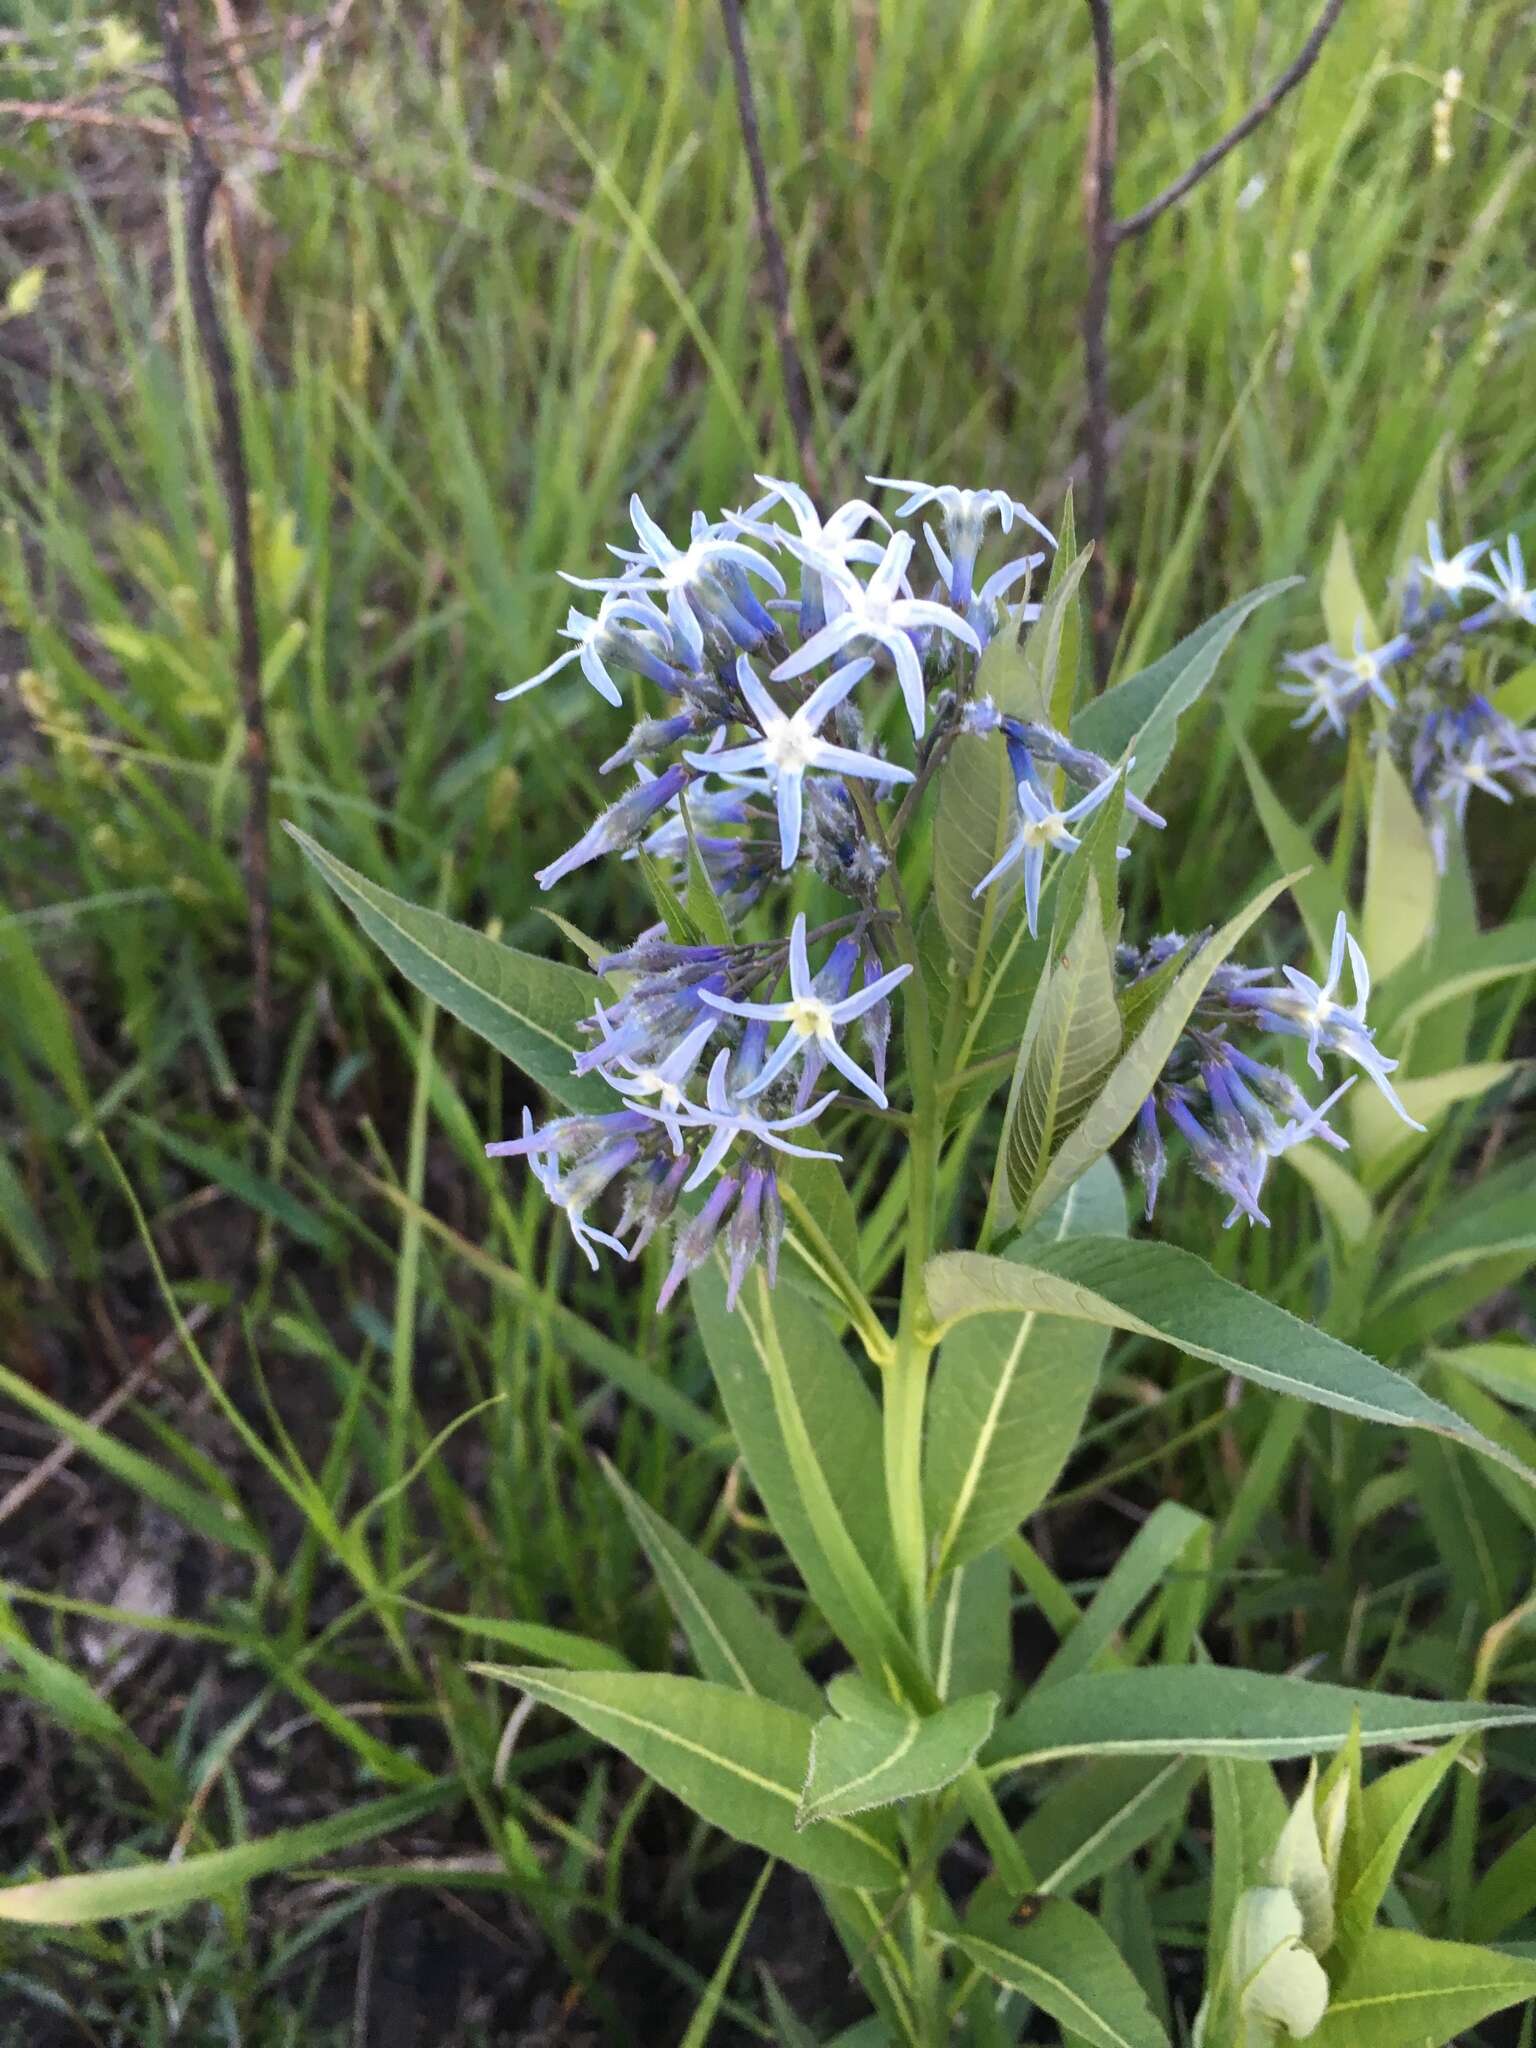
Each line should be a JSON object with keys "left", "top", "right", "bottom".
{"left": 536, "top": 764, "right": 691, "bottom": 891}
{"left": 858, "top": 951, "right": 892, "bottom": 1093}
{"left": 600, "top": 712, "right": 704, "bottom": 775}
{"left": 658, "top": 1174, "right": 740, "bottom": 1310}
{"left": 1130, "top": 1095, "right": 1165, "bottom": 1219}
{"left": 725, "top": 1168, "right": 767, "bottom": 1308}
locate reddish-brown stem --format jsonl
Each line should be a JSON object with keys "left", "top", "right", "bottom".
{"left": 159, "top": 0, "right": 273, "bottom": 1094}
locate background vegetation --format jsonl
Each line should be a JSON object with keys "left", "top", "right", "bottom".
{"left": 0, "top": 0, "right": 1533, "bottom": 2040}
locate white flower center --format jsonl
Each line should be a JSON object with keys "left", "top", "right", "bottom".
{"left": 764, "top": 722, "right": 815, "bottom": 773}
{"left": 1023, "top": 812, "right": 1069, "bottom": 848}
{"left": 788, "top": 996, "right": 835, "bottom": 1040}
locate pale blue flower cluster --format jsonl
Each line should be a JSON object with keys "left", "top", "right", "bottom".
{"left": 1278, "top": 522, "right": 1536, "bottom": 869}
{"left": 486, "top": 472, "right": 1062, "bottom": 1291}
{"left": 1125, "top": 913, "right": 1421, "bottom": 1229}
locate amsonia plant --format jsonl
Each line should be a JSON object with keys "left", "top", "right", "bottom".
{"left": 295, "top": 474, "right": 1536, "bottom": 2045}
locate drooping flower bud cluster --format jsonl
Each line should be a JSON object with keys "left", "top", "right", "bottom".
{"left": 1278, "top": 521, "right": 1536, "bottom": 869}
{"left": 1123, "top": 912, "right": 1422, "bottom": 1228}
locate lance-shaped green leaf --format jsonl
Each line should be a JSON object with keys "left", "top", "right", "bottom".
{"left": 1362, "top": 748, "right": 1437, "bottom": 983}
{"left": 798, "top": 1682, "right": 997, "bottom": 1826}
{"left": 1321, "top": 520, "right": 1379, "bottom": 653}
{"left": 1003, "top": 877, "right": 1123, "bottom": 1211}
{"left": 1233, "top": 735, "right": 1342, "bottom": 962}
{"left": 1434, "top": 1341, "right": 1536, "bottom": 1415}
{"left": 1381, "top": 917, "right": 1536, "bottom": 1033}
{"left": 1376, "top": 1174, "right": 1536, "bottom": 1307}
{"left": 599, "top": 1459, "right": 821, "bottom": 1716}
{"left": 931, "top": 1546, "right": 1012, "bottom": 1704}
{"left": 1019, "top": 543, "right": 1094, "bottom": 727}
{"left": 984, "top": 1667, "right": 1536, "bottom": 1775}
{"left": 926, "top": 1159, "right": 1126, "bottom": 1576}
{"left": 1072, "top": 581, "right": 1294, "bottom": 799}
{"left": 476, "top": 1668, "right": 901, "bottom": 1890}
{"left": 1049, "top": 765, "right": 1127, "bottom": 951}
{"left": 925, "top": 1236, "right": 1534, "bottom": 1483}
{"left": 1308, "top": 1926, "right": 1536, "bottom": 2048}
{"left": 1020, "top": 1756, "right": 1203, "bottom": 1896}
{"left": 1330, "top": 1742, "right": 1464, "bottom": 1971}
{"left": 287, "top": 825, "right": 609, "bottom": 1112}
{"left": 1396, "top": 1060, "right": 1523, "bottom": 1129}
{"left": 1015, "top": 872, "right": 1299, "bottom": 1229}
{"left": 1042, "top": 487, "right": 1084, "bottom": 730}
{"left": 1036, "top": 1500, "right": 1207, "bottom": 1691}
{"left": 691, "top": 1261, "right": 908, "bottom": 1683}
{"left": 932, "top": 633, "right": 1029, "bottom": 972}
{"left": 1467, "top": 1817, "right": 1536, "bottom": 1943}
{"left": 954, "top": 1895, "right": 1169, "bottom": 2048}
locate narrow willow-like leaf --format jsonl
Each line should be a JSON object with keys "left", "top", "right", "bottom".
{"left": 1467, "top": 1817, "right": 1536, "bottom": 1942}
{"left": 798, "top": 1689, "right": 997, "bottom": 1826}
{"left": 1381, "top": 917, "right": 1536, "bottom": 1032}
{"left": 985, "top": 1667, "right": 1536, "bottom": 1774}
{"left": 1049, "top": 767, "right": 1126, "bottom": 951}
{"left": 926, "top": 1159, "right": 1125, "bottom": 1575}
{"left": 1044, "top": 487, "right": 1083, "bottom": 730}
{"left": 1005, "top": 878, "right": 1122, "bottom": 1209}
{"left": 1019, "top": 544, "right": 1094, "bottom": 727}
{"left": 635, "top": 844, "right": 706, "bottom": 946}
{"left": 1377, "top": 1181, "right": 1536, "bottom": 1307}
{"left": 1072, "top": 581, "right": 1294, "bottom": 798}
{"left": 1390, "top": 440, "right": 1446, "bottom": 586}
{"left": 1321, "top": 520, "right": 1379, "bottom": 653}
{"left": 926, "top": 1236, "right": 1533, "bottom": 1482}
{"left": 1283, "top": 1144, "right": 1373, "bottom": 1246}
{"left": 1233, "top": 735, "right": 1341, "bottom": 961}
{"left": 0, "top": 1786, "right": 453, "bottom": 1925}
{"left": 1362, "top": 747, "right": 1436, "bottom": 982}
{"left": 1019, "top": 1757, "right": 1203, "bottom": 1897}
{"left": 1309, "top": 1926, "right": 1536, "bottom": 2048}
{"left": 691, "top": 1261, "right": 907, "bottom": 1681}
{"left": 1115, "top": 934, "right": 1195, "bottom": 1043}
{"left": 955, "top": 1896, "right": 1169, "bottom": 2048}
{"left": 476, "top": 1668, "right": 901, "bottom": 1889}
{"left": 1036, "top": 1500, "right": 1207, "bottom": 1691}
{"left": 1433, "top": 1341, "right": 1536, "bottom": 1415}
{"left": 287, "top": 825, "right": 609, "bottom": 1112}
{"left": 600, "top": 1460, "right": 821, "bottom": 1715}
{"left": 1016, "top": 872, "right": 1299, "bottom": 1228}
{"left": 1397, "top": 1060, "right": 1523, "bottom": 1127}
{"left": 932, "top": 1548, "right": 1012, "bottom": 1705}
{"left": 676, "top": 789, "right": 734, "bottom": 945}
{"left": 932, "top": 629, "right": 1030, "bottom": 973}
{"left": 1331, "top": 1743, "right": 1464, "bottom": 1971}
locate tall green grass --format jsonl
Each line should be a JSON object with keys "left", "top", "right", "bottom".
{"left": 1, "top": 0, "right": 1533, "bottom": 2036}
